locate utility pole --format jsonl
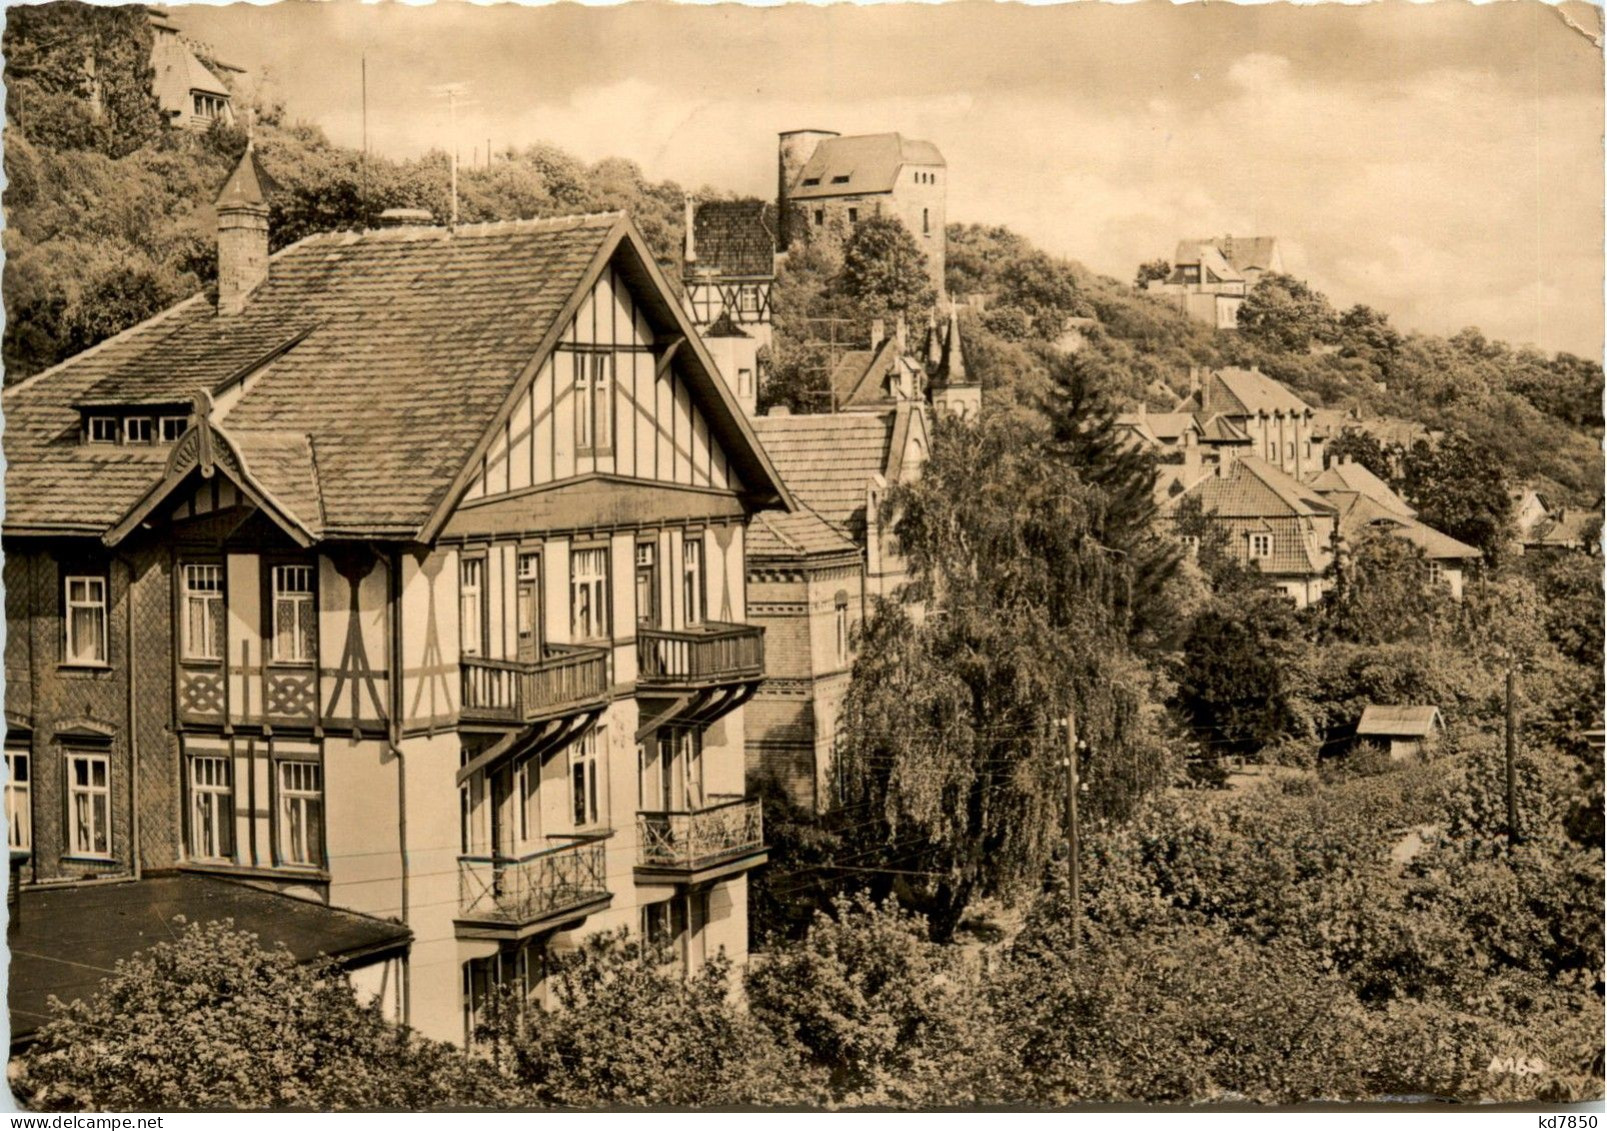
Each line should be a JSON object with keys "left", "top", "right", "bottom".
{"left": 360, "top": 52, "right": 368, "bottom": 220}
{"left": 1062, "top": 709, "right": 1081, "bottom": 950}
{"left": 1506, "top": 666, "right": 1520, "bottom": 850}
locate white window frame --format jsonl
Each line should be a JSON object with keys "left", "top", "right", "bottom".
{"left": 271, "top": 564, "right": 317, "bottom": 664}
{"left": 67, "top": 752, "right": 111, "bottom": 858}
{"left": 6, "top": 748, "right": 30, "bottom": 853}
{"left": 159, "top": 415, "right": 189, "bottom": 443}
{"left": 635, "top": 542, "right": 659, "bottom": 628}
{"left": 1426, "top": 561, "right": 1445, "bottom": 588}
{"left": 188, "top": 754, "right": 233, "bottom": 862}
{"left": 64, "top": 574, "right": 108, "bottom": 666}
{"left": 1248, "top": 533, "right": 1273, "bottom": 560}
{"left": 182, "top": 563, "right": 224, "bottom": 662}
{"left": 681, "top": 538, "right": 705, "bottom": 628}
{"left": 570, "top": 547, "right": 610, "bottom": 642}
{"left": 573, "top": 351, "right": 614, "bottom": 454}
{"left": 277, "top": 760, "right": 323, "bottom": 868}
{"left": 87, "top": 416, "right": 118, "bottom": 444}
{"left": 570, "top": 727, "right": 603, "bottom": 829}
{"left": 460, "top": 557, "right": 485, "bottom": 658}
{"left": 123, "top": 416, "right": 154, "bottom": 445}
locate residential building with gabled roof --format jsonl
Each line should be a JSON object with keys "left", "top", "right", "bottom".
{"left": 1165, "top": 456, "right": 1338, "bottom": 606}
{"left": 1308, "top": 457, "right": 1416, "bottom": 518}
{"left": 745, "top": 506, "right": 864, "bottom": 810}
{"left": 148, "top": 7, "right": 243, "bottom": 131}
{"left": 4, "top": 146, "right": 795, "bottom": 1047}
{"left": 1144, "top": 235, "right": 1283, "bottom": 330}
{"left": 1325, "top": 491, "right": 1480, "bottom": 599}
{"left": 1176, "top": 366, "right": 1324, "bottom": 482}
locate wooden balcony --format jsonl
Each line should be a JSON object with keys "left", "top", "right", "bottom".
{"left": 636, "top": 794, "right": 766, "bottom": 883}
{"left": 460, "top": 645, "right": 610, "bottom": 728}
{"left": 636, "top": 622, "right": 764, "bottom": 692}
{"left": 456, "top": 834, "right": 611, "bottom": 940}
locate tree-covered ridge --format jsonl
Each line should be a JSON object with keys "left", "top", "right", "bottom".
{"left": 2, "top": 7, "right": 702, "bottom": 382}
{"left": 944, "top": 224, "right": 1604, "bottom": 505}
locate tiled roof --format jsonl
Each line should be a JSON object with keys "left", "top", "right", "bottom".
{"left": 1180, "top": 456, "right": 1334, "bottom": 520}
{"left": 1526, "top": 506, "right": 1600, "bottom": 549}
{"left": 1197, "top": 412, "right": 1251, "bottom": 443}
{"left": 789, "top": 133, "right": 945, "bottom": 200}
{"left": 752, "top": 411, "right": 894, "bottom": 532}
{"left": 8, "top": 873, "right": 410, "bottom": 1046}
{"left": 1356, "top": 704, "right": 1442, "bottom": 738}
{"left": 748, "top": 505, "right": 860, "bottom": 560}
{"left": 1201, "top": 368, "right": 1313, "bottom": 417}
{"left": 8, "top": 215, "right": 619, "bottom": 536}
{"left": 688, "top": 200, "right": 777, "bottom": 278}
{"left": 1216, "top": 235, "right": 1281, "bottom": 274}
{"left": 232, "top": 430, "right": 325, "bottom": 536}
{"left": 1332, "top": 492, "right": 1480, "bottom": 561}
{"left": 8, "top": 211, "right": 790, "bottom": 540}
{"left": 1309, "top": 460, "right": 1415, "bottom": 517}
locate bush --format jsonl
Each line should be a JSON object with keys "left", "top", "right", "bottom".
{"left": 745, "top": 895, "right": 1006, "bottom": 1106}
{"left": 482, "top": 930, "right": 804, "bottom": 1108}
{"left": 13, "top": 919, "right": 515, "bottom": 1111}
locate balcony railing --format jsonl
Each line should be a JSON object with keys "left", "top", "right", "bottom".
{"left": 460, "top": 645, "right": 610, "bottom": 726}
{"left": 458, "top": 835, "right": 610, "bottom": 927}
{"left": 637, "top": 794, "right": 764, "bottom": 870}
{"left": 636, "top": 622, "right": 764, "bottom": 689}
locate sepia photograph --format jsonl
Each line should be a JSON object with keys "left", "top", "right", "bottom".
{"left": 0, "top": 0, "right": 1602, "bottom": 1113}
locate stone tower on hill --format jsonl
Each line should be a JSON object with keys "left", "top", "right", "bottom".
{"left": 776, "top": 129, "right": 947, "bottom": 300}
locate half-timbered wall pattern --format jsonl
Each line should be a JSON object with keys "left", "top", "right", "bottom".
{"left": 461, "top": 265, "right": 733, "bottom": 502}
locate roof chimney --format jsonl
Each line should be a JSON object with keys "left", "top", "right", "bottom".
{"left": 870, "top": 318, "right": 885, "bottom": 348}
{"left": 895, "top": 314, "right": 908, "bottom": 357}
{"left": 684, "top": 196, "right": 697, "bottom": 265}
{"left": 214, "top": 141, "right": 272, "bottom": 316}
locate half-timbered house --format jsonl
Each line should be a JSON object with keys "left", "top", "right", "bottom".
{"left": 3, "top": 146, "right": 792, "bottom": 1047}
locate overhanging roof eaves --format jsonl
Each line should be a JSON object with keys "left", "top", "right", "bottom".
{"left": 416, "top": 217, "right": 794, "bottom": 545}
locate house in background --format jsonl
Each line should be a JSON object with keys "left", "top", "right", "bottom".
{"left": 3, "top": 146, "right": 792, "bottom": 1048}
{"left": 1510, "top": 486, "right": 1602, "bottom": 556}
{"left": 1175, "top": 366, "right": 1323, "bottom": 482}
{"left": 1354, "top": 704, "right": 1444, "bottom": 761}
{"left": 1165, "top": 456, "right": 1338, "bottom": 607}
{"left": 148, "top": 8, "right": 244, "bottom": 131}
{"left": 777, "top": 130, "right": 947, "bottom": 299}
{"left": 1144, "top": 236, "right": 1282, "bottom": 330}
{"left": 744, "top": 507, "right": 864, "bottom": 810}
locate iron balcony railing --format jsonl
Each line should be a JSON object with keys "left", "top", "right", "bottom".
{"left": 637, "top": 794, "right": 764, "bottom": 870}
{"left": 458, "top": 835, "right": 610, "bottom": 926}
{"left": 460, "top": 645, "right": 610, "bottom": 725}
{"left": 636, "top": 622, "right": 764, "bottom": 688}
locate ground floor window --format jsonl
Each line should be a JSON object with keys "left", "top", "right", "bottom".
{"left": 463, "top": 942, "right": 549, "bottom": 1045}
{"left": 277, "top": 760, "right": 323, "bottom": 867}
{"left": 188, "top": 754, "right": 234, "bottom": 862}
{"left": 6, "top": 747, "right": 29, "bottom": 852}
{"left": 641, "top": 891, "right": 710, "bottom": 972}
{"left": 67, "top": 752, "right": 111, "bottom": 858}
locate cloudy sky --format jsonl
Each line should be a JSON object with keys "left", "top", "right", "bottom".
{"left": 177, "top": 1, "right": 1604, "bottom": 358}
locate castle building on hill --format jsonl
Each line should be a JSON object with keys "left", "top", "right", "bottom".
{"left": 777, "top": 130, "right": 947, "bottom": 300}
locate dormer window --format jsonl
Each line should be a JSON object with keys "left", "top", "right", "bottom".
{"left": 193, "top": 92, "right": 227, "bottom": 120}
{"left": 1248, "top": 533, "right": 1273, "bottom": 560}
{"left": 88, "top": 416, "right": 118, "bottom": 444}
{"left": 160, "top": 416, "right": 189, "bottom": 442}
{"left": 831, "top": 174, "right": 851, "bottom": 185}
{"left": 125, "top": 417, "right": 154, "bottom": 445}
{"left": 802, "top": 177, "right": 821, "bottom": 187}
